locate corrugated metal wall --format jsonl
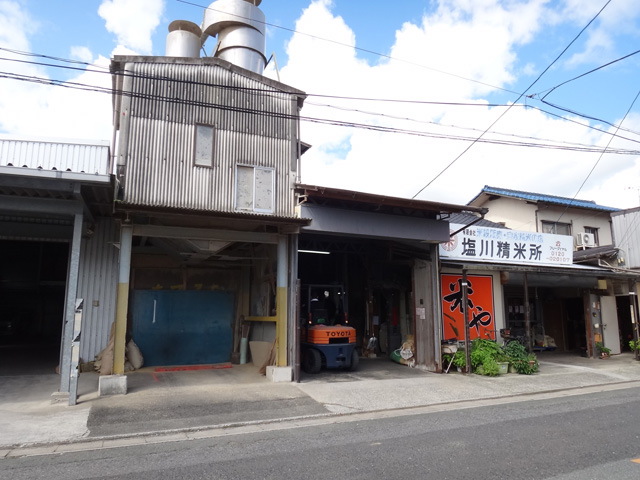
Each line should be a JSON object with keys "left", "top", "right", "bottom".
{"left": 119, "top": 61, "right": 299, "bottom": 217}
{"left": 612, "top": 209, "right": 640, "bottom": 269}
{"left": 0, "top": 138, "right": 110, "bottom": 175}
{"left": 78, "top": 218, "right": 119, "bottom": 362}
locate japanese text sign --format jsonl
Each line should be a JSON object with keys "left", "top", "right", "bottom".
{"left": 442, "top": 274, "right": 494, "bottom": 341}
{"left": 439, "top": 223, "right": 572, "bottom": 266}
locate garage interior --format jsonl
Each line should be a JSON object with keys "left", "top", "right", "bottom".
{"left": 0, "top": 239, "right": 68, "bottom": 374}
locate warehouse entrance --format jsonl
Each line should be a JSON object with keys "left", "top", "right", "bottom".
{"left": 0, "top": 240, "right": 68, "bottom": 374}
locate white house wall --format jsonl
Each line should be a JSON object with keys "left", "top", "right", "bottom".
{"left": 117, "top": 60, "right": 299, "bottom": 217}
{"left": 536, "top": 206, "right": 613, "bottom": 246}
{"left": 77, "top": 218, "right": 119, "bottom": 362}
{"left": 480, "top": 198, "right": 538, "bottom": 231}
{"left": 482, "top": 197, "right": 613, "bottom": 246}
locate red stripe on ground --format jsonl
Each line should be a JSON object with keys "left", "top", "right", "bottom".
{"left": 154, "top": 363, "right": 232, "bottom": 372}
{"left": 151, "top": 373, "right": 159, "bottom": 382}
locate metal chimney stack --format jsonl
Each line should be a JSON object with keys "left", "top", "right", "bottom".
{"left": 166, "top": 20, "right": 202, "bottom": 58}
{"left": 200, "top": 0, "right": 267, "bottom": 74}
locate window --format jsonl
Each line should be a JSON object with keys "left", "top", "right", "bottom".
{"left": 193, "top": 124, "right": 214, "bottom": 167}
{"left": 236, "top": 165, "right": 274, "bottom": 213}
{"left": 541, "top": 221, "right": 571, "bottom": 236}
{"left": 585, "top": 226, "right": 599, "bottom": 246}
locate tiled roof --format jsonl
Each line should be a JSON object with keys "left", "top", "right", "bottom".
{"left": 448, "top": 212, "right": 507, "bottom": 228}
{"left": 469, "top": 186, "right": 620, "bottom": 212}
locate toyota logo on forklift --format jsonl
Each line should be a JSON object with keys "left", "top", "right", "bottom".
{"left": 325, "top": 330, "right": 349, "bottom": 337}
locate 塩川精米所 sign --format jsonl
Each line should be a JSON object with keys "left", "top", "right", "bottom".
{"left": 439, "top": 224, "right": 572, "bottom": 266}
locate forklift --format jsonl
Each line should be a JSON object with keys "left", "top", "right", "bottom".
{"left": 300, "top": 285, "right": 358, "bottom": 373}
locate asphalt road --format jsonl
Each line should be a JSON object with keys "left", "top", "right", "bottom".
{"left": 2, "top": 386, "right": 640, "bottom": 479}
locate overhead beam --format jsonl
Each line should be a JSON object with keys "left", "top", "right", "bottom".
{"left": 0, "top": 175, "right": 76, "bottom": 192}
{"left": 0, "top": 221, "right": 72, "bottom": 240}
{"left": 132, "top": 224, "right": 279, "bottom": 244}
{"left": 0, "top": 195, "right": 83, "bottom": 216}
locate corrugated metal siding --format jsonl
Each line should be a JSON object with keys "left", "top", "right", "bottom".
{"left": 119, "top": 61, "right": 298, "bottom": 217}
{"left": 0, "top": 138, "right": 110, "bottom": 175}
{"left": 612, "top": 210, "right": 640, "bottom": 269}
{"left": 77, "top": 218, "right": 119, "bottom": 362}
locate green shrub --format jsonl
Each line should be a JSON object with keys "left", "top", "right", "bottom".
{"left": 503, "top": 341, "right": 528, "bottom": 362}
{"left": 451, "top": 350, "right": 467, "bottom": 369}
{"left": 470, "top": 338, "right": 505, "bottom": 376}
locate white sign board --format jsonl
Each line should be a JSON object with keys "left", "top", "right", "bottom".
{"left": 439, "top": 223, "right": 573, "bottom": 267}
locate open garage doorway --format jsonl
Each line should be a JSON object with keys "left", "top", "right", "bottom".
{"left": 0, "top": 240, "right": 68, "bottom": 375}
{"left": 298, "top": 235, "right": 416, "bottom": 367}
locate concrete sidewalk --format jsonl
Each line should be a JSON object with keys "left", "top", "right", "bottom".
{"left": 2, "top": 352, "right": 640, "bottom": 456}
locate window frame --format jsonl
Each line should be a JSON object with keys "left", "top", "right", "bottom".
{"left": 235, "top": 164, "right": 275, "bottom": 214}
{"left": 541, "top": 220, "right": 572, "bottom": 236}
{"left": 193, "top": 123, "right": 215, "bottom": 168}
{"left": 584, "top": 226, "right": 599, "bottom": 246}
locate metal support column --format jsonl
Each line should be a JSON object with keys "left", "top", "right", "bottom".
{"left": 630, "top": 281, "right": 639, "bottom": 361}
{"left": 59, "top": 212, "right": 83, "bottom": 394}
{"left": 276, "top": 235, "right": 288, "bottom": 366}
{"left": 113, "top": 224, "right": 133, "bottom": 375}
{"left": 524, "top": 273, "right": 532, "bottom": 354}
{"left": 462, "top": 269, "right": 471, "bottom": 374}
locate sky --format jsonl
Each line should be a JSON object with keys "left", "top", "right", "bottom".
{"left": 1, "top": 0, "right": 640, "bottom": 209}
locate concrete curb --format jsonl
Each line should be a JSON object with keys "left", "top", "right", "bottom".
{"left": 4, "top": 378, "right": 640, "bottom": 459}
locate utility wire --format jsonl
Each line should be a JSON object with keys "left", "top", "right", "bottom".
{"left": 3, "top": 69, "right": 639, "bottom": 156}
{"left": 4, "top": 46, "right": 640, "bottom": 143}
{"left": 534, "top": 48, "right": 640, "bottom": 100}
{"left": 307, "top": 100, "right": 640, "bottom": 148}
{"left": 539, "top": 97, "right": 640, "bottom": 136}
{"left": 411, "top": 0, "right": 613, "bottom": 200}
{"left": 176, "top": 0, "right": 521, "bottom": 97}
{"left": 556, "top": 87, "right": 640, "bottom": 225}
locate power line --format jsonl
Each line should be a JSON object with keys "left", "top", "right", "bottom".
{"left": 538, "top": 97, "right": 640, "bottom": 137}
{"left": 556, "top": 87, "right": 640, "bottom": 225}
{"left": 533, "top": 48, "right": 640, "bottom": 101}
{"left": 4, "top": 46, "right": 640, "bottom": 145}
{"left": 176, "top": 0, "right": 521, "bottom": 97}
{"left": 411, "top": 0, "right": 614, "bottom": 200}
{"left": 307, "top": 100, "right": 640, "bottom": 149}
{"left": 3, "top": 69, "right": 639, "bottom": 157}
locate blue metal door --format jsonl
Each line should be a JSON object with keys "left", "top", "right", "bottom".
{"left": 132, "top": 290, "right": 234, "bottom": 366}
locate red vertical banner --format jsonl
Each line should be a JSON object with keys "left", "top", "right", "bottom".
{"left": 441, "top": 274, "right": 495, "bottom": 341}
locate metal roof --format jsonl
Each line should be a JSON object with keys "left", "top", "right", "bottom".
{"left": 468, "top": 185, "right": 620, "bottom": 212}
{"left": 297, "top": 184, "right": 487, "bottom": 217}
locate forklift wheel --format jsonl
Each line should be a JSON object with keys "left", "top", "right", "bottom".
{"left": 348, "top": 349, "right": 359, "bottom": 371}
{"left": 303, "top": 349, "right": 322, "bottom": 374}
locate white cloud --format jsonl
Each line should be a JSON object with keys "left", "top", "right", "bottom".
{"left": 560, "top": 0, "right": 640, "bottom": 68}
{"left": 0, "top": 1, "right": 36, "bottom": 51}
{"left": 98, "top": 0, "right": 165, "bottom": 54}
{"left": 70, "top": 46, "right": 93, "bottom": 63}
{"left": 270, "top": 0, "right": 640, "bottom": 209}
{"left": 0, "top": 2, "right": 112, "bottom": 140}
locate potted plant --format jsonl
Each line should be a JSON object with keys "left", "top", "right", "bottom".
{"left": 629, "top": 340, "right": 640, "bottom": 353}
{"left": 596, "top": 342, "right": 611, "bottom": 359}
{"left": 452, "top": 349, "right": 467, "bottom": 372}
{"left": 503, "top": 340, "right": 538, "bottom": 374}
{"left": 470, "top": 338, "right": 505, "bottom": 376}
